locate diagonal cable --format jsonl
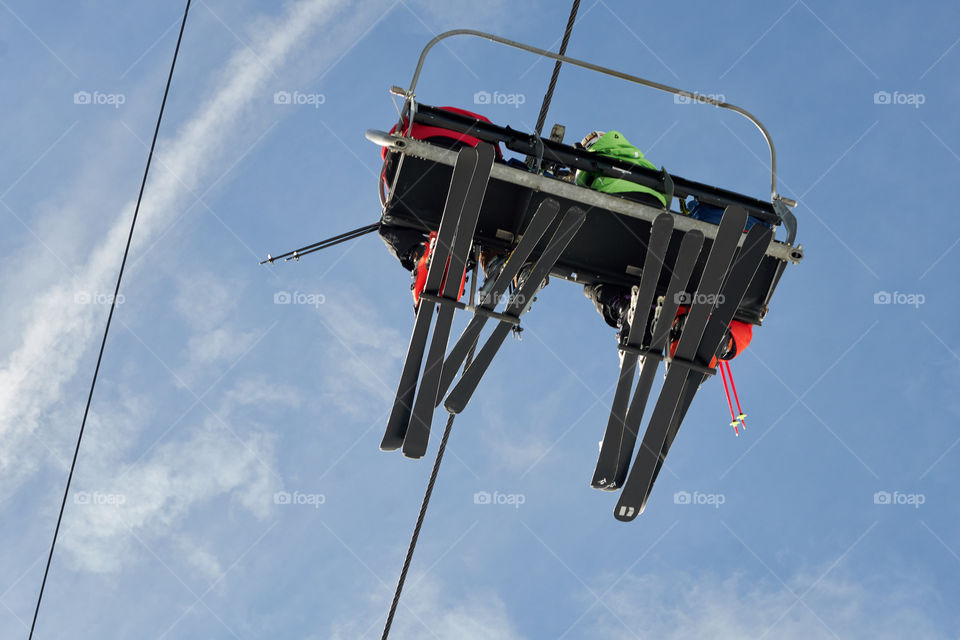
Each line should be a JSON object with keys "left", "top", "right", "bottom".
{"left": 27, "top": 2, "right": 192, "bottom": 637}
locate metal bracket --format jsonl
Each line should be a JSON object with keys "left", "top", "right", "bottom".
{"left": 550, "top": 124, "right": 565, "bottom": 143}
{"left": 619, "top": 344, "right": 664, "bottom": 359}
{"left": 665, "top": 357, "right": 717, "bottom": 377}
{"left": 660, "top": 167, "right": 675, "bottom": 209}
{"left": 418, "top": 293, "right": 522, "bottom": 326}
{"left": 773, "top": 197, "right": 799, "bottom": 249}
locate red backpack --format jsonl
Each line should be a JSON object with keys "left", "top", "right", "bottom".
{"left": 382, "top": 106, "right": 503, "bottom": 162}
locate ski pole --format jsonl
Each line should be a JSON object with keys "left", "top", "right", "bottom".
{"left": 725, "top": 360, "right": 747, "bottom": 431}
{"left": 260, "top": 222, "right": 380, "bottom": 264}
{"left": 719, "top": 360, "right": 739, "bottom": 436}
{"left": 284, "top": 225, "right": 379, "bottom": 261}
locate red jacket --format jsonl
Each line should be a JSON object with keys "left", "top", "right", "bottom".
{"left": 670, "top": 306, "right": 753, "bottom": 366}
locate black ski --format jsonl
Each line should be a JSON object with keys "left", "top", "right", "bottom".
{"left": 641, "top": 223, "right": 773, "bottom": 507}
{"left": 434, "top": 199, "right": 562, "bottom": 405}
{"left": 444, "top": 207, "right": 586, "bottom": 415}
{"left": 591, "top": 213, "right": 674, "bottom": 489}
{"left": 381, "top": 147, "right": 480, "bottom": 451}
{"left": 607, "top": 228, "right": 704, "bottom": 490}
{"left": 402, "top": 144, "right": 496, "bottom": 458}
{"left": 615, "top": 206, "right": 748, "bottom": 521}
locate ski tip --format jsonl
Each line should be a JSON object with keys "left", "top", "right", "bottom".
{"left": 442, "top": 398, "right": 465, "bottom": 415}
{"left": 591, "top": 470, "right": 623, "bottom": 492}
{"left": 566, "top": 207, "right": 587, "bottom": 225}
{"left": 598, "top": 483, "right": 622, "bottom": 493}
{"left": 539, "top": 198, "right": 561, "bottom": 215}
{"left": 400, "top": 443, "right": 427, "bottom": 459}
{"left": 652, "top": 211, "right": 674, "bottom": 228}
{"left": 380, "top": 433, "right": 404, "bottom": 451}
{"left": 590, "top": 477, "right": 611, "bottom": 490}
{"left": 400, "top": 429, "right": 429, "bottom": 458}
{"left": 613, "top": 503, "right": 641, "bottom": 522}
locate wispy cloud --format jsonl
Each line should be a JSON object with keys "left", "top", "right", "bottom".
{"left": 573, "top": 570, "right": 943, "bottom": 639}
{"left": 0, "top": 0, "right": 353, "bottom": 487}
{"left": 60, "top": 381, "right": 284, "bottom": 576}
{"left": 331, "top": 572, "right": 528, "bottom": 640}
{"left": 315, "top": 287, "right": 407, "bottom": 419}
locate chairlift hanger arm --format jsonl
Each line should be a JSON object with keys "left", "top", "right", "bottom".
{"left": 405, "top": 29, "right": 788, "bottom": 205}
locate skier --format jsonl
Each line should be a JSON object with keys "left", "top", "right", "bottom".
{"left": 576, "top": 130, "right": 668, "bottom": 333}
{"left": 670, "top": 304, "right": 753, "bottom": 365}
{"left": 377, "top": 106, "right": 502, "bottom": 308}
{"left": 378, "top": 225, "right": 427, "bottom": 273}
{"left": 665, "top": 196, "right": 769, "bottom": 364}
{"left": 681, "top": 197, "right": 771, "bottom": 231}
{"left": 576, "top": 132, "right": 757, "bottom": 364}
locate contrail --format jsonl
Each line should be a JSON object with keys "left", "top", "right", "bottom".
{"left": 0, "top": 0, "right": 370, "bottom": 486}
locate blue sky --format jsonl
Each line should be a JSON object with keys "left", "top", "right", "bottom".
{"left": 2, "top": 1, "right": 959, "bottom": 638}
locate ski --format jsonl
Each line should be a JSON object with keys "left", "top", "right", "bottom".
{"left": 434, "top": 198, "right": 562, "bottom": 405}
{"left": 591, "top": 213, "right": 674, "bottom": 489}
{"left": 641, "top": 223, "right": 773, "bottom": 506}
{"left": 381, "top": 147, "right": 480, "bottom": 451}
{"left": 615, "top": 206, "right": 748, "bottom": 521}
{"left": 606, "top": 228, "right": 704, "bottom": 490}
{"left": 402, "top": 144, "right": 496, "bottom": 458}
{"left": 444, "top": 206, "right": 586, "bottom": 415}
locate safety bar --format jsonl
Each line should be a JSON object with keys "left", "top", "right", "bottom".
{"left": 404, "top": 29, "right": 791, "bottom": 206}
